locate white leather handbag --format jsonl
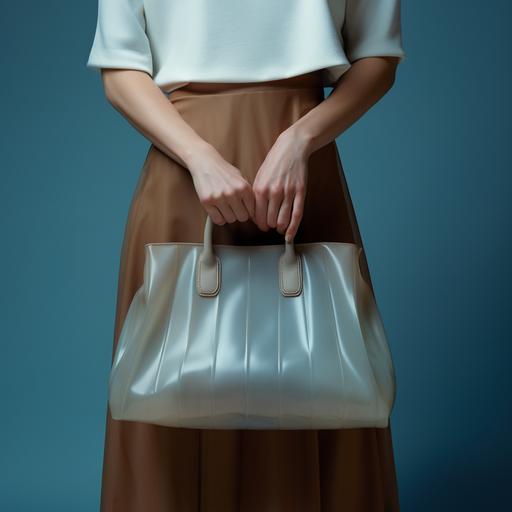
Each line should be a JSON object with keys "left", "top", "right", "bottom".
{"left": 108, "top": 215, "right": 397, "bottom": 429}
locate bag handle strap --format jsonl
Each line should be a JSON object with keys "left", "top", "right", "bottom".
{"left": 196, "top": 215, "right": 303, "bottom": 297}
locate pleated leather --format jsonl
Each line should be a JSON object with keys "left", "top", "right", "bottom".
{"left": 109, "top": 240, "right": 396, "bottom": 429}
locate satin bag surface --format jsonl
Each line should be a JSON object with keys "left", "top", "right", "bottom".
{"left": 109, "top": 216, "right": 397, "bottom": 429}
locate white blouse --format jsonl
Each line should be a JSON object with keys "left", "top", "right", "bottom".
{"left": 86, "top": 0, "right": 405, "bottom": 94}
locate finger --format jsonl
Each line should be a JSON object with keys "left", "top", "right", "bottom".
{"left": 285, "top": 191, "right": 305, "bottom": 242}
{"left": 253, "top": 188, "right": 270, "bottom": 231}
{"left": 228, "top": 197, "right": 250, "bottom": 222}
{"left": 216, "top": 199, "right": 237, "bottom": 224}
{"left": 240, "top": 183, "right": 256, "bottom": 219}
{"left": 228, "top": 184, "right": 252, "bottom": 222}
{"left": 205, "top": 205, "right": 225, "bottom": 225}
{"left": 276, "top": 189, "right": 293, "bottom": 235}
{"left": 267, "top": 186, "right": 284, "bottom": 229}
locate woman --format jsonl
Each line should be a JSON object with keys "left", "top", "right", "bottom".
{"left": 86, "top": 0, "right": 405, "bottom": 510}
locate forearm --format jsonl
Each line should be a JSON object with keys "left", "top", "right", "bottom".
{"left": 100, "top": 69, "right": 214, "bottom": 168}
{"left": 288, "top": 57, "right": 400, "bottom": 158}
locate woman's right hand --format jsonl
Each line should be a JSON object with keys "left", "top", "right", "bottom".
{"left": 98, "top": 69, "right": 255, "bottom": 226}
{"left": 186, "top": 144, "right": 256, "bottom": 226}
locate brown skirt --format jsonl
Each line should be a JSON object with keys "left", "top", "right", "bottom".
{"left": 100, "top": 70, "right": 400, "bottom": 511}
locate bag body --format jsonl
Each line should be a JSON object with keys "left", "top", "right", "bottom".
{"left": 109, "top": 217, "right": 396, "bottom": 429}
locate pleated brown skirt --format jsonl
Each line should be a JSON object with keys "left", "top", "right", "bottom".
{"left": 99, "top": 70, "right": 400, "bottom": 511}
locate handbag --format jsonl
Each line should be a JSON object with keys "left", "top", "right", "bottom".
{"left": 108, "top": 215, "right": 397, "bottom": 429}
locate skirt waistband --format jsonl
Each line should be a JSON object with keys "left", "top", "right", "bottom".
{"left": 168, "top": 70, "right": 324, "bottom": 101}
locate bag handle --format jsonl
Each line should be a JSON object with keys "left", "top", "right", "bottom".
{"left": 196, "top": 215, "right": 303, "bottom": 297}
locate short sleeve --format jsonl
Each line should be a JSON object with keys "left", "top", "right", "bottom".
{"left": 86, "top": 0, "right": 153, "bottom": 75}
{"left": 342, "top": 0, "right": 406, "bottom": 63}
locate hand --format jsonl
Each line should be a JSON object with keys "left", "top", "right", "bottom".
{"left": 187, "top": 143, "right": 255, "bottom": 225}
{"left": 252, "top": 129, "right": 310, "bottom": 242}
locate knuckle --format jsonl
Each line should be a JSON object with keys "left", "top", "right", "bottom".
{"left": 283, "top": 184, "right": 294, "bottom": 195}
{"left": 203, "top": 192, "right": 222, "bottom": 204}
{"left": 269, "top": 184, "right": 283, "bottom": 197}
{"left": 238, "top": 182, "right": 251, "bottom": 193}
{"left": 230, "top": 184, "right": 247, "bottom": 198}
{"left": 253, "top": 186, "right": 267, "bottom": 197}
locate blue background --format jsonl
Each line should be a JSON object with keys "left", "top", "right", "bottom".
{"left": 1, "top": 1, "right": 510, "bottom": 510}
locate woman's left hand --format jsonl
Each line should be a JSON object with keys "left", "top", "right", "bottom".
{"left": 251, "top": 128, "right": 310, "bottom": 242}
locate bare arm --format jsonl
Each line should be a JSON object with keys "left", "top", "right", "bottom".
{"left": 291, "top": 57, "right": 399, "bottom": 156}
{"left": 252, "top": 56, "right": 401, "bottom": 241}
{"left": 100, "top": 68, "right": 255, "bottom": 225}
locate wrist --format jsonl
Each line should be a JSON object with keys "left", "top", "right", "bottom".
{"left": 282, "top": 122, "right": 316, "bottom": 160}
{"left": 181, "top": 139, "right": 217, "bottom": 170}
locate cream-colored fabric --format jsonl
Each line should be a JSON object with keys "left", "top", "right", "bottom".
{"left": 86, "top": 0, "right": 406, "bottom": 93}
